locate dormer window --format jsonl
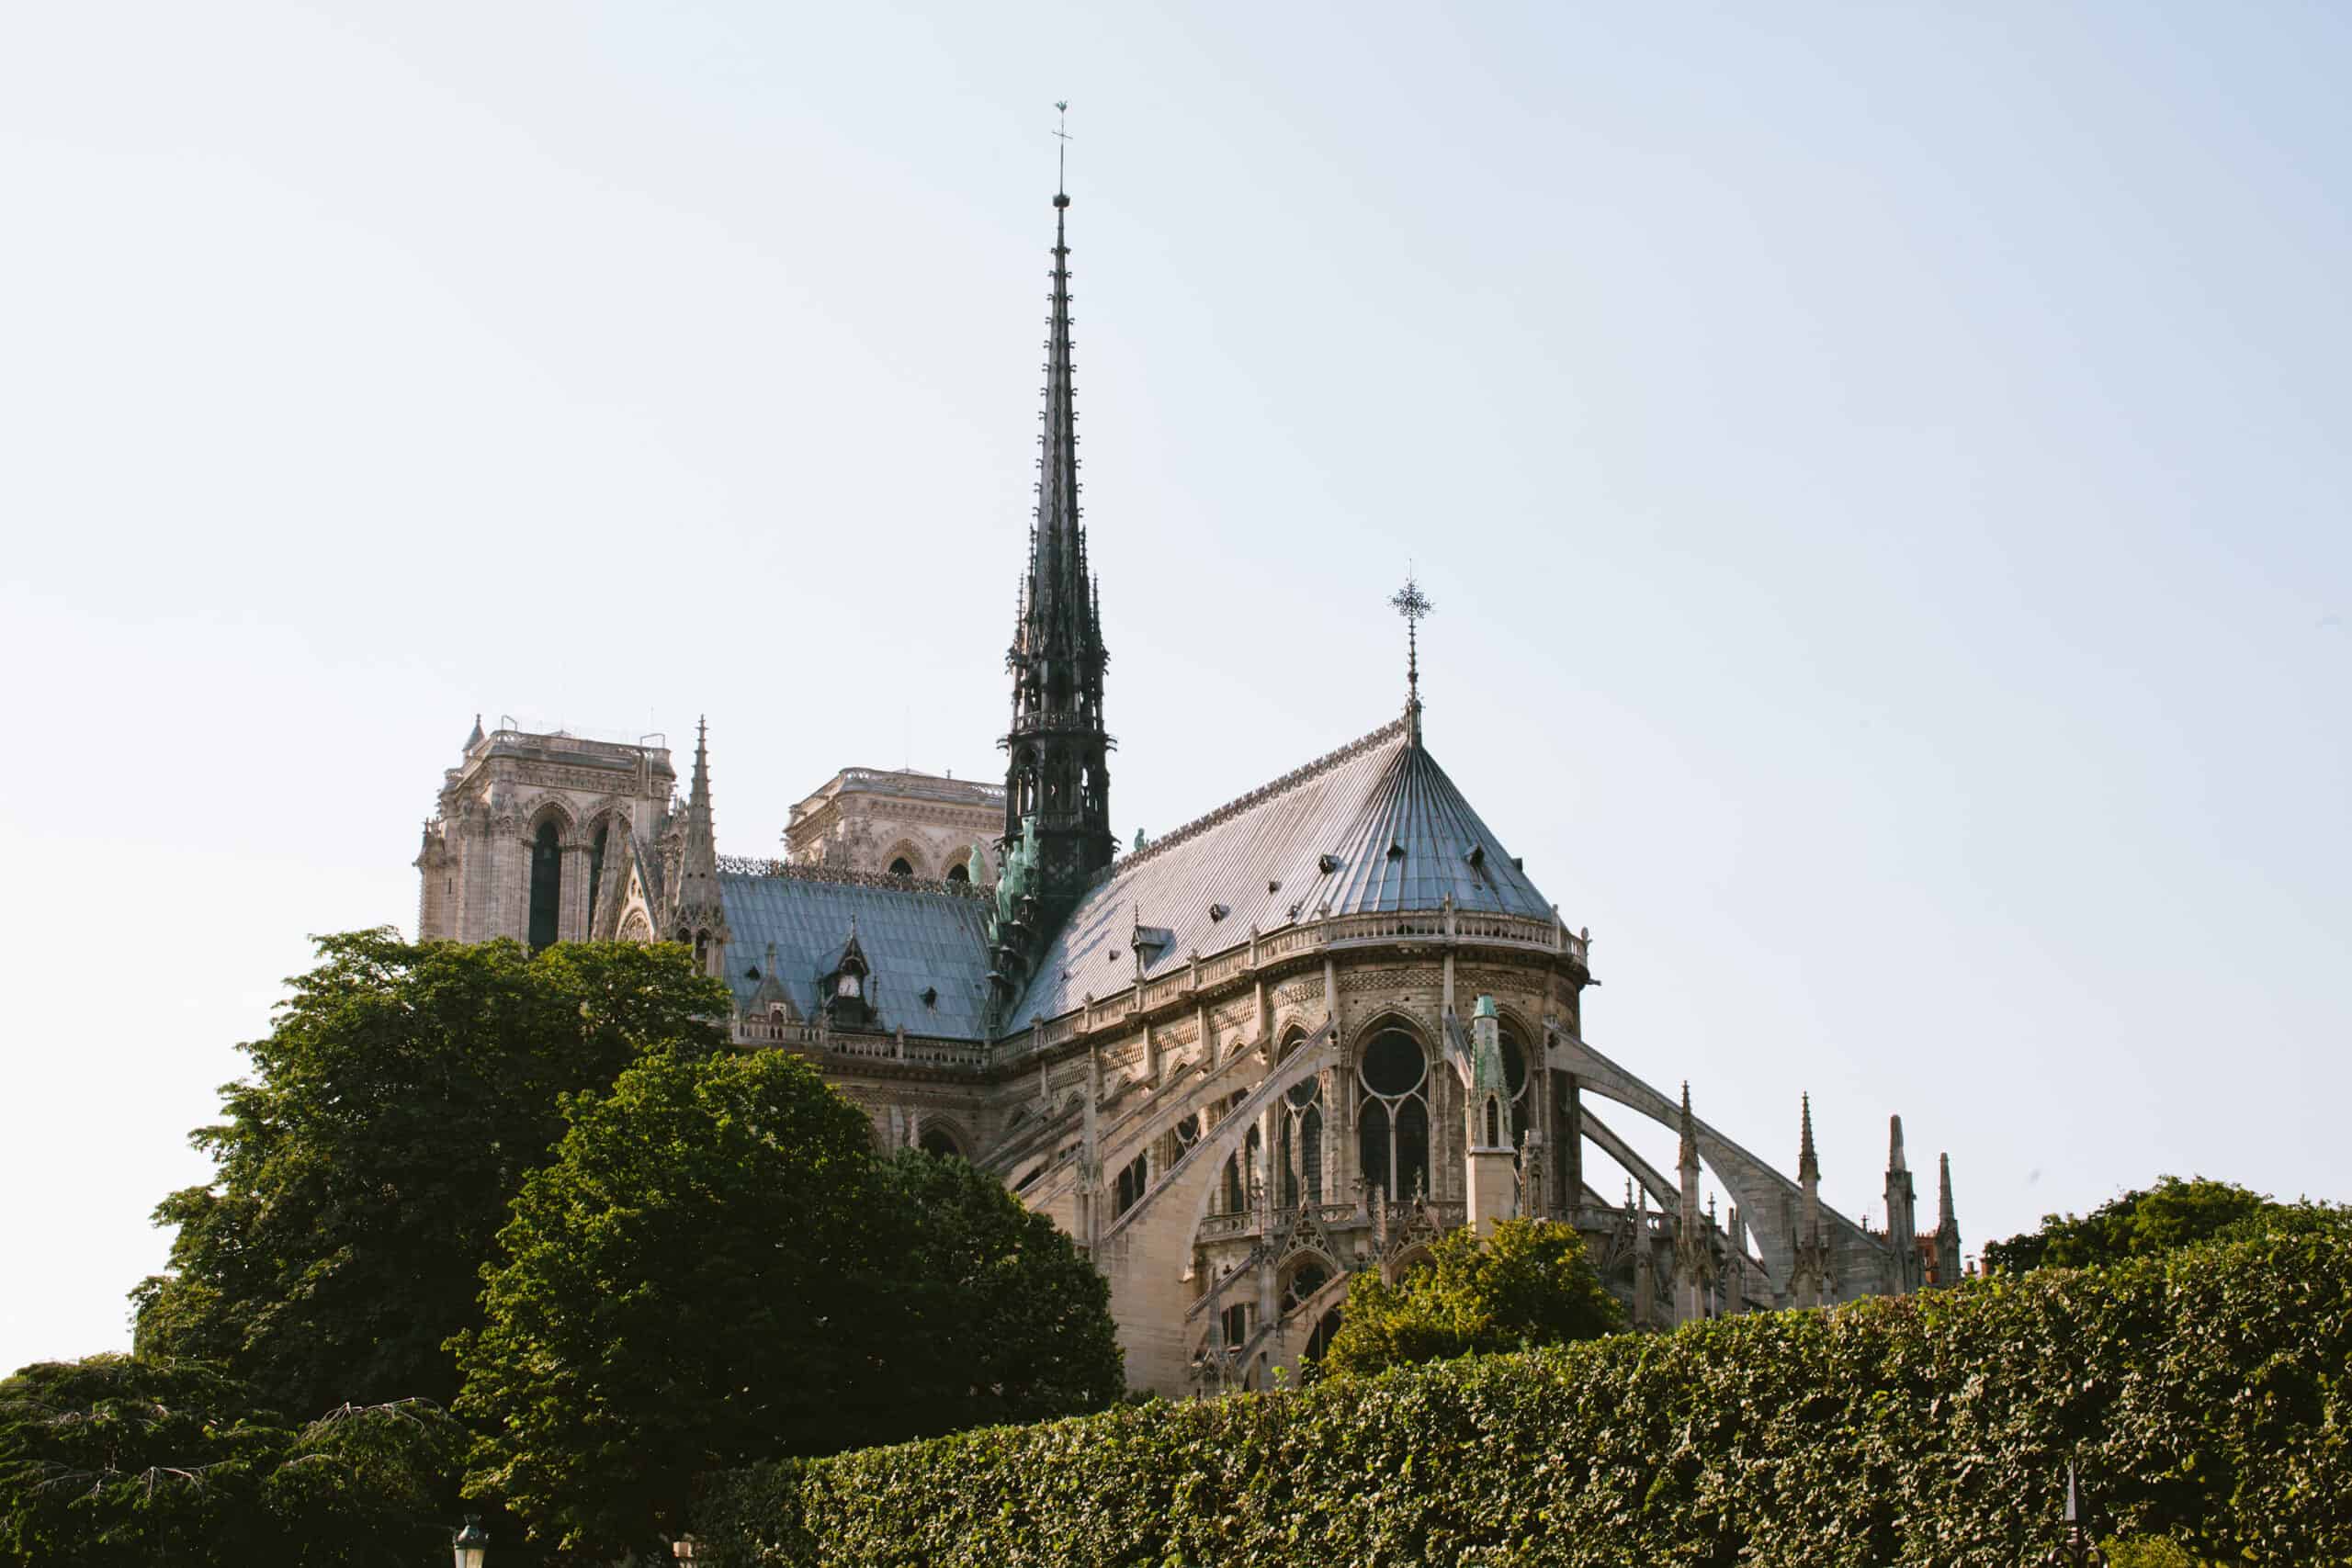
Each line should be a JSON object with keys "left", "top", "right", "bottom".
{"left": 1208, "top": 903, "right": 1229, "bottom": 922}
{"left": 1318, "top": 853, "right": 1340, "bottom": 874}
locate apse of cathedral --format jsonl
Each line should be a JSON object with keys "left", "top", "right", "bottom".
{"left": 413, "top": 179, "right": 1966, "bottom": 1396}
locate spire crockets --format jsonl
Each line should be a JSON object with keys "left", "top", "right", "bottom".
{"left": 1884, "top": 1112, "right": 1921, "bottom": 1296}
{"left": 1933, "top": 1151, "right": 1963, "bottom": 1288}
{"left": 1002, "top": 132, "right": 1114, "bottom": 935}
{"left": 1791, "top": 1093, "right": 1830, "bottom": 1309}
{"left": 672, "top": 716, "right": 729, "bottom": 974}
{"left": 1673, "top": 1082, "right": 1711, "bottom": 1324}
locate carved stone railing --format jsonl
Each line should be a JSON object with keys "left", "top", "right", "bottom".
{"left": 714, "top": 857, "right": 990, "bottom": 899}
{"left": 832, "top": 768, "right": 1006, "bottom": 805}
{"left": 1197, "top": 1211, "right": 1260, "bottom": 1241}
{"left": 1012, "top": 908, "right": 1582, "bottom": 1062}
{"left": 731, "top": 1015, "right": 989, "bottom": 1071}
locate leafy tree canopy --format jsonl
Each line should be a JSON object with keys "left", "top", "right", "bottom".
{"left": 859, "top": 1147, "right": 1125, "bottom": 1434}
{"left": 134, "top": 931, "right": 730, "bottom": 1418}
{"left": 453, "top": 1049, "right": 1124, "bottom": 1559}
{"left": 1318, "top": 1218, "right": 1622, "bottom": 1380}
{"left": 0, "top": 1354, "right": 462, "bottom": 1568}
{"left": 1983, "top": 1175, "right": 2278, "bottom": 1273}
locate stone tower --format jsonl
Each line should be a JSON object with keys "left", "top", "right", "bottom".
{"left": 414, "top": 717, "right": 674, "bottom": 945}
{"left": 1001, "top": 179, "right": 1114, "bottom": 931}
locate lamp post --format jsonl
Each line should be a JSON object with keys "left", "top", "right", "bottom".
{"left": 2049, "top": 1463, "right": 2107, "bottom": 1567}
{"left": 451, "top": 1515, "right": 490, "bottom": 1568}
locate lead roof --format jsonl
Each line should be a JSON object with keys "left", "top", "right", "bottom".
{"left": 1004, "top": 717, "right": 1555, "bottom": 1026}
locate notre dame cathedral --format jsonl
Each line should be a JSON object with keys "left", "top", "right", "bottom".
{"left": 413, "top": 182, "right": 1967, "bottom": 1395}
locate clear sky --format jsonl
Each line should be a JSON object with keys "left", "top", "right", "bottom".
{"left": 3, "top": 1, "right": 2346, "bottom": 1374}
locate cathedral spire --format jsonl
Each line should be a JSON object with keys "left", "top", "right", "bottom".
{"left": 1001, "top": 112, "right": 1114, "bottom": 944}
{"left": 1799, "top": 1092, "right": 1819, "bottom": 1186}
{"left": 1390, "top": 574, "right": 1432, "bottom": 747}
{"left": 671, "top": 716, "right": 729, "bottom": 973}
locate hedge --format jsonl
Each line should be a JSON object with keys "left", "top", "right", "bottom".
{"left": 695, "top": 1232, "right": 2352, "bottom": 1566}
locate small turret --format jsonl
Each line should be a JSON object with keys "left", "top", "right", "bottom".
{"left": 669, "top": 716, "right": 730, "bottom": 976}
{"left": 1933, "top": 1152, "right": 1962, "bottom": 1288}
{"left": 1790, "top": 1093, "right": 1831, "bottom": 1309}
{"left": 1673, "top": 1082, "right": 1712, "bottom": 1324}
{"left": 1464, "top": 996, "right": 1515, "bottom": 1235}
{"left": 1884, "top": 1113, "right": 1921, "bottom": 1295}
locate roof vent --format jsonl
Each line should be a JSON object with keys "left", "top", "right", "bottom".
{"left": 1287, "top": 901, "right": 1303, "bottom": 920}
{"left": 1386, "top": 842, "right": 1406, "bottom": 861}
{"left": 1267, "top": 879, "right": 1281, "bottom": 895}
{"left": 1465, "top": 844, "right": 1486, "bottom": 869}
{"left": 1209, "top": 903, "right": 1230, "bottom": 922}
{"left": 745, "top": 964, "right": 762, "bottom": 980}
{"left": 1512, "top": 856, "right": 1524, "bottom": 872}
{"left": 1108, "top": 949, "right": 1122, "bottom": 964}
{"left": 1318, "top": 853, "right": 1340, "bottom": 874}
{"left": 921, "top": 986, "right": 938, "bottom": 1008}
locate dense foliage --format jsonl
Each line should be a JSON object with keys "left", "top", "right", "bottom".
{"left": 860, "top": 1148, "right": 1125, "bottom": 1431}
{"left": 135, "top": 931, "right": 730, "bottom": 1416}
{"left": 1982, "top": 1174, "right": 2275, "bottom": 1273}
{"left": 0, "top": 1354, "right": 461, "bottom": 1567}
{"left": 1317, "top": 1218, "right": 1621, "bottom": 1379}
{"left": 696, "top": 1228, "right": 2352, "bottom": 1567}
{"left": 453, "top": 1049, "right": 1123, "bottom": 1559}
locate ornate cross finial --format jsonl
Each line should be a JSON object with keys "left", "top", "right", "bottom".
{"left": 1390, "top": 571, "right": 1433, "bottom": 740}
{"left": 1053, "top": 99, "right": 1071, "bottom": 200}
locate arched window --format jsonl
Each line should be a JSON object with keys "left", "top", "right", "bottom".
{"left": 1499, "top": 1028, "right": 1532, "bottom": 1154}
{"left": 1356, "top": 1028, "right": 1431, "bottom": 1201}
{"left": 1114, "top": 1150, "right": 1149, "bottom": 1217}
{"left": 527, "top": 818, "right": 562, "bottom": 949}
{"left": 1281, "top": 1258, "right": 1330, "bottom": 1314}
{"left": 1279, "top": 1076, "right": 1323, "bottom": 1208}
{"left": 919, "top": 1126, "right": 963, "bottom": 1161}
{"left": 1305, "top": 1307, "right": 1343, "bottom": 1363}
{"left": 1219, "top": 1301, "right": 1250, "bottom": 1350}
{"left": 945, "top": 861, "right": 969, "bottom": 883}
{"left": 888, "top": 857, "right": 915, "bottom": 877}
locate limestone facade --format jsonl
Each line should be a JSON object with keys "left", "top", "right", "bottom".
{"left": 785, "top": 768, "right": 1003, "bottom": 884}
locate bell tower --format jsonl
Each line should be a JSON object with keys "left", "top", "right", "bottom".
{"left": 1001, "top": 164, "right": 1114, "bottom": 933}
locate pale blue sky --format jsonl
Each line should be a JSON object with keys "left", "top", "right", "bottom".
{"left": 3, "top": 2, "right": 2346, "bottom": 1372}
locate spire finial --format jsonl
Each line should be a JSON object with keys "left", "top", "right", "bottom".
{"left": 1390, "top": 570, "right": 1433, "bottom": 743}
{"left": 1799, "top": 1092, "right": 1820, "bottom": 1183}
{"left": 1052, "top": 100, "right": 1071, "bottom": 206}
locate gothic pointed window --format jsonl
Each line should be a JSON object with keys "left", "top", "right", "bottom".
{"left": 945, "top": 861, "right": 969, "bottom": 883}
{"left": 1280, "top": 1072, "right": 1324, "bottom": 1207}
{"left": 888, "top": 857, "right": 915, "bottom": 877}
{"left": 920, "top": 1126, "right": 963, "bottom": 1161}
{"left": 1356, "top": 1029, "right": 1431, "bottom": 1201}
{"left": 527, "top": 818, "right": 562, "bottom": 949}
{"left": 1114, "top": 1150, "right": 1149, "bottom": 1217}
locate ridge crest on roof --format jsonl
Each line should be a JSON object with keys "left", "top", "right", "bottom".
{"left": 717, "top": 856, "right": 989, "bottom": 900}
{"left": 1086, "top": 716, "right": 1408, "bottom": 889}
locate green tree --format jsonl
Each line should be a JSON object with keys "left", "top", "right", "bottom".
{"left": 860, "top": 1148, "right": 1124, "bottom": 1434}
{"left": 1318, "top": 1218, "right": 1622, "bottom": 1380}
{"left": 135, "top": 931, "right": 730, "bottom": 1418}
{"left": 452, "top": 1048, "right": 881, "bottom": 1558}
{"left": 0, "top": 1354, "right": 464, "bottom": 1568}
{"left": 1983, "top": 1175, "right": 2276, "bottom": 1273}
{"left": 453, "top": 1055, "right": 1127, "bottom": 1558}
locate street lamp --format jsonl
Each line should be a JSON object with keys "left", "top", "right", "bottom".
{"left": 451, "top": 1515, "right": 490, "bottom": 1568}
{"left": 2049, "top": 1463, "right": 2107, "bottom": 1568}
{"left": 673, "top": 1536, "right": 701, "bottom": 1562}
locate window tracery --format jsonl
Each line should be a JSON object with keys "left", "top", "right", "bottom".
{"left": 1356, "top": 1028, "right": 1432, "bottom": 1200}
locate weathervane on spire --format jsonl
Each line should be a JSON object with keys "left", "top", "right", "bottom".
{"left": 1053, "top": 99, "right": 1071, "bottom": 202}
{"left": 1390, "top": 570, "right": 1433, "bottom": 741}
